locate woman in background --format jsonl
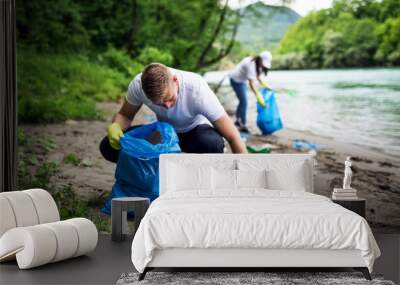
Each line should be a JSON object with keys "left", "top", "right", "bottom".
{"left": 229, "top": 51, "right": 272, "bottom": 133}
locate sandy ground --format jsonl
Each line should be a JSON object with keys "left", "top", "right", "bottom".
{"left": 20, "top": 101, "right": 400, "bottom": 233}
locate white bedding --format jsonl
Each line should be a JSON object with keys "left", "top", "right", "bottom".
{"left": 131, "top": 190, "right": 380, "bottom": 273}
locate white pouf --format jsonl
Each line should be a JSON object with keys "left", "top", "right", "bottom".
{"left": 24, "top": 188, "right": 60, "bottom": 223}
{"left": 0, "top": 196, "right": 17, "bottom": 237}
{"left": 0, "top": 189, "right": 98, "bottom": 269}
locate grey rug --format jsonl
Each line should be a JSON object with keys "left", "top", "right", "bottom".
{"left": 116, "top": 271, "right": 396, "bottom": 285}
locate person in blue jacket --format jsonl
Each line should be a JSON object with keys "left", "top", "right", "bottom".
{"left": 229, "top": 51, "right": 272, "bottom": 133}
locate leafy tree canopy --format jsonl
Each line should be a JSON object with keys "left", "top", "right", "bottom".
{"left": 275, "top": 0, "right": 400, "bottom": 68}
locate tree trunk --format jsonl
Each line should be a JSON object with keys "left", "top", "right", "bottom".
{"left": 196, "top": 0, "right": 241, "bottom": 69}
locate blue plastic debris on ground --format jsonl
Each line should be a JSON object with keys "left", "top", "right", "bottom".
{"left": 292, "top": 139, "right": 318, "bottom": 150}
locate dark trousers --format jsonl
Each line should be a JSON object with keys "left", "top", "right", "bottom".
{"left": 99, "top": 124, "right": 224, "bottom": 163}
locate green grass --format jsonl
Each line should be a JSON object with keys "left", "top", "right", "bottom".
{"left": 64, "top": 152, "right": 81, "bottom": 166}
{"left": 52, "top": 186, "right": 111, "bottom": 232}
{"left": 17, "top": 48, "right": 136, "bottom": 123}
{"left": 53, "top": 185, "right": 88, "bottom": 218}
{"left": 18, "top": 159, "right": 60, "bottom": 189}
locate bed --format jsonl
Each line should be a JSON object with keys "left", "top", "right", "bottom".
{"left": 131, "top": 154, "right": 381, "bottom": 280}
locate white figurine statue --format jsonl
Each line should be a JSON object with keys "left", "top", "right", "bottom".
{"left": 343, "top": 156, "right": 352, "bottom": 189}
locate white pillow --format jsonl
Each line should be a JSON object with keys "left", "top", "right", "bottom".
{"left": 236, "top": 169, "right": 268, "bottom": 189}
{"left": 167, "top": 163, "right": 212, "bottom": 192}
{"left": 211, "top": 169, "right": 268, "bottom": 191}
{"left": 212, "top": 168, "right": 237, "bottom": 191}
{"left": 266, "top": 164, "right": 306, "bottom": 191}
{"left": 237, "top": 159, "right": 309, "bottom": 191}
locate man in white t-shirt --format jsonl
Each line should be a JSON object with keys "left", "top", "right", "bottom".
{"left": 100, "top": 63, "right": 246, "bottom": 162}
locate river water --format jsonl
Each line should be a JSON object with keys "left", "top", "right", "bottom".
{"left": 204, "top": 68, "right": 400, "bottom": 157}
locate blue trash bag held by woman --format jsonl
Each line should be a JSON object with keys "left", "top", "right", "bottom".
{"left": 256, "top": 88, "right": 283, "bottom": 135}
{"left": 102, "top": 122, "right": 181, "bottom": 215}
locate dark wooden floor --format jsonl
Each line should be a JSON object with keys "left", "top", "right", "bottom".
{"left": 0, "top": 233, "right": 398, "bottom": 285}
{"left": 0, "top": 234, "right": 134, "bottom": 285}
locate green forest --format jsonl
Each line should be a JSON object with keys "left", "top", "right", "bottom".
{"left": 17, "top": 0, "right": 239, "bottom": 123}
{"left": 274, "top": 0, "right": 400, "bottom": 69}
{"left": 17, "top": 0, "right": 400, "bottom": 123}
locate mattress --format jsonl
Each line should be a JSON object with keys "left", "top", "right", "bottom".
{"left": 131, "top": 190, "right": 380, "bottom": 273}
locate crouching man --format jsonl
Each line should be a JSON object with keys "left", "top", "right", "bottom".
{"left": 100, "top": 63, "right": 246, "bottom": 162}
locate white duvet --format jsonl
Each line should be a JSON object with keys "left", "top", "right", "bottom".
{"left": 131, "top": 190, "right": 380, "bottom": 273}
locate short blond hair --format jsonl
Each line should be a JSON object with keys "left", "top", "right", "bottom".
{"left": 141, "top": 63, "right": 171, "bottom": 102}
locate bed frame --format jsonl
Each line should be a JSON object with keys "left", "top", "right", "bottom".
{"left": 139, "top": 248, "right": 371, "bottom": 280}
{"left": 138, "top": 154, "right": 372, "bottom": 281}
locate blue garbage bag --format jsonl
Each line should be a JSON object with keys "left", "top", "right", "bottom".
{"left": 102, "top": 122, "right": 181, "bottom": 215}
{"left": 256, "top": 88, "right": 283, "bottom": 135}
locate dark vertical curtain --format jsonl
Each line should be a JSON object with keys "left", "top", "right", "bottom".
{"left": 0, "top": 0, "right": 17, "bottom": 192}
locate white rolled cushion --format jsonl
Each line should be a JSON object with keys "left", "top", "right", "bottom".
{"left": 65, "top": 218, "right": 98, "bottom": 257}
{"left": 0, "top": 196, "right": 17, "bottom": 237}
{"left": 42, "top": 221, "right": 79, "bottom": 262}
{"left": 0, "top": 191, "right": 39, "bottom": 227}
{"left": 236, "top": 169, "right": 268, "bottom": 189}
{"left": 167, "top": 163, "right": 212, "bottom": 192}
{"left": 0, "top": 218, "right": 98, "bottom": 269}
{"left": 0, "top": 226, "right": 57, "bottom": 269}
{"left": 24, "top": 189, "right": 60, "bottom": 223}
